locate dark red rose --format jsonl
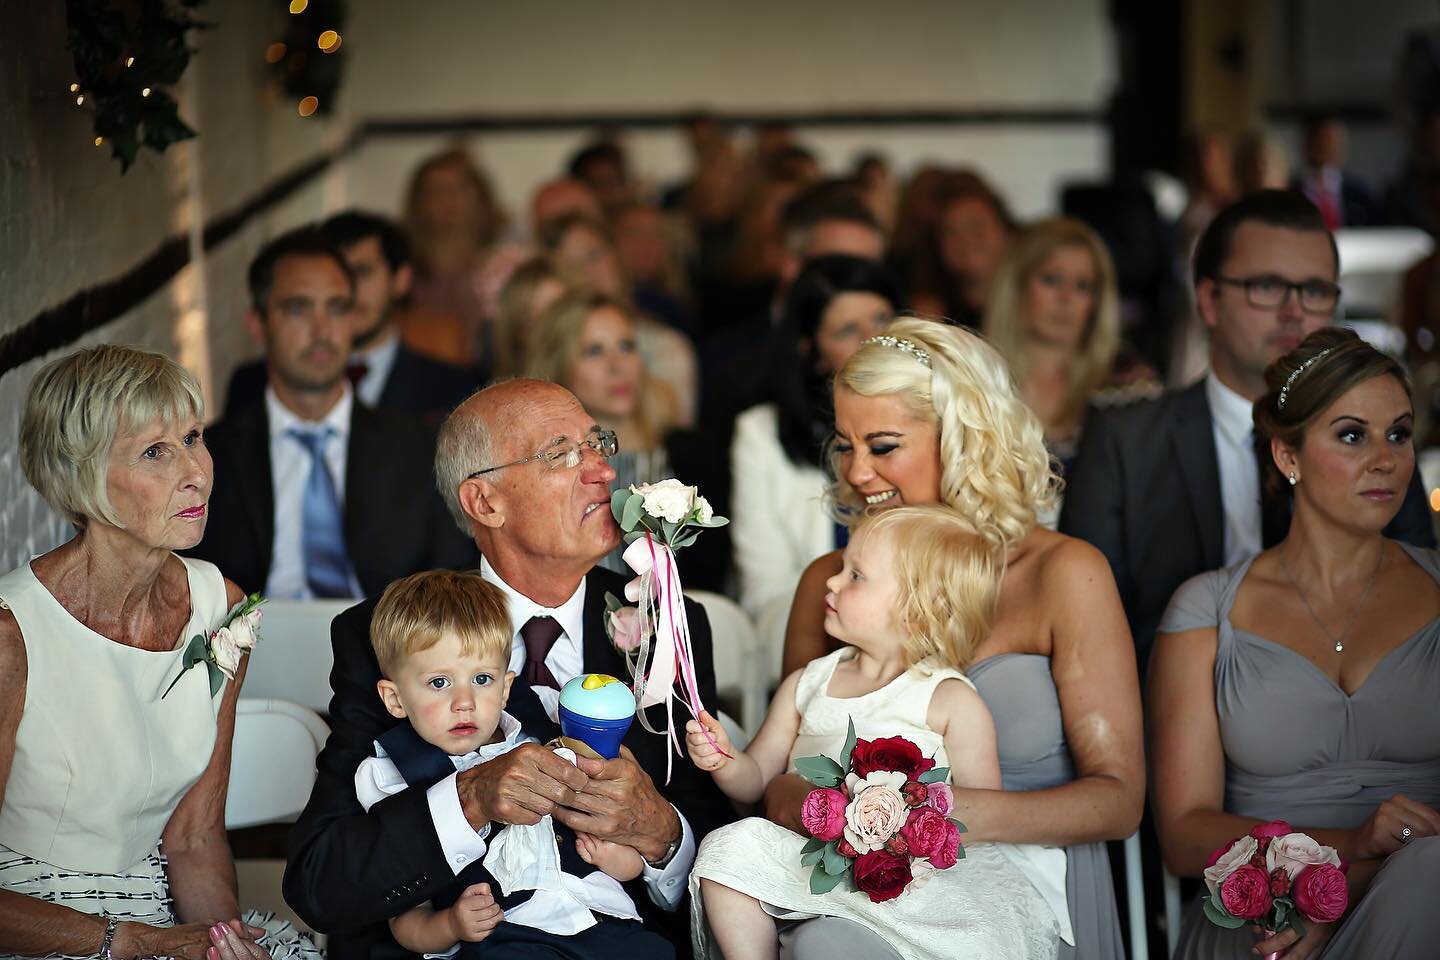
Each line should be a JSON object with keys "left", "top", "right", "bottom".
{"left": 901, "top": 780, "right": 930, "bottom": 807}
{"left": 884, "top": 834, "right": 910, "bottom": 857}
{"left": 1255, "top": 836, "right": 1273, "bottom": 856}
{"left": 1269, "top": 867, "right": 1292, "bottom": 898}
{"left": 1249, "top": 820, "right": 1293, "bottom": 841}
{"left": 850, "top": 737, "right": 936, "bottom": 780}
{"left": 1250, "top": 853, "right": 1268, "bottom": 870}
{"left": 836, "top": 837, "right": 859, "bottom": 859}
{"left": 853, "top": 850, "right": 913, "bottom": 904}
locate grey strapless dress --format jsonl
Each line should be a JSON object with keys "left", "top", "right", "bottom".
{"left": 1160, "top": 542, "right": 1440, "bottom": 959}
{"left": 970, "top": 654, "right": 1125, "bottom": 960}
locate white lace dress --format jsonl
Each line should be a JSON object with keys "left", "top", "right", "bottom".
{"left": 0, "top": 557, "right": 319, "bottom": 960}
{"left": 690, "top": 649, "right": 1062, "bottom": 960}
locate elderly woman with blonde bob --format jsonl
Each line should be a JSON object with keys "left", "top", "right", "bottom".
{"left": 982, "top": 217, "right": 1159, "bottom": 476}
{"left": 770, "top": 319, "right": 1144, "bottom": 960}
{"left": 0, "top": 346, "right": 317, "bottom": 960}
{"left": 685, "top": 506, "right": 1066, "bottom": 960}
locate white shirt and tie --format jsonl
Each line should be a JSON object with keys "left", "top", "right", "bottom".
{"left": 1205, "top": 372, "right": 1263, "bottom": 566}
{"left": 351, "top": 333, "right": 400, "bottom": 409}
{"left": 421, "top": 557, "right": 697, "bottom": 928}
{"left": 262, "top": 386, "right": 363, "bottom": 599}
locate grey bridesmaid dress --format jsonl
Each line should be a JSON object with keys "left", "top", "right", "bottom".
{"left": 970, "top": 654, "right": 1126, "bottom": 960}
{"left": 1159, "top": 542, "right": 1440, "bottom": 959}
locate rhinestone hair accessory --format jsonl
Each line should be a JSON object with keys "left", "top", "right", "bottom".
{"left": 863, "top": 335, "right": 932, "bottom": 367}
{"left": 1277, "top": 346, "right": 1337, "bottom": 410}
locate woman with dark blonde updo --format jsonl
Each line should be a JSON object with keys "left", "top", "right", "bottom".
{"left": 1152, "top": 327, "right": 1440, "bottom": 959}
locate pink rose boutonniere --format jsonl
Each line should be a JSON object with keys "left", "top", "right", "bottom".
{"left": 162, "top": 593, "right": 266, "bottom": 698}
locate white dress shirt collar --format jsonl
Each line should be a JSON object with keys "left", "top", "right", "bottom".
{"left": 478, "top": 555, "right": 587, "bottom": 653}
{"left": 1205, "top": 372, "right": 1254, "bottom": 448}
{"left": 352, "top": 333, "right": 400, "bottom": 408}
{"left": 264, "top": 382, "right": 354, "bottom": 439}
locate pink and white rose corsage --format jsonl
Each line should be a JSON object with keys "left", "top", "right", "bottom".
{"left": 162, "top": 593, "right": 266, "bottom": 698}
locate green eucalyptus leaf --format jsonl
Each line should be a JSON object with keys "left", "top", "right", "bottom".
{"left": 180, "top": 632, "right": 208, "bottom": 670}
{"left": 793, "top": 756, "right": 845, "bottom": 787}
{"left": 918, "top": 765, "right": 949, "bottom": 784}
{"left": 800, "top": 846, "right": 825, "bottom": 867}
{"left": 1290, "top": 916, "right": 1306, "bottom": 938}
{"left": 841, "top": 718, "right": 857, "bottom": 774}
{"left": 822, "top": 843, "right": 850, "bottom": 876}
{"left": 809, "top": 863, "right": 846, "bottom": 895}
{"left": 1203, "top": 896, "right": 1247, "bottom": 929}
{"left": 207, "top": 661, "right": 225, "bottom": 698}
{"left": 949, "top": 818, "right": 967, "bottom": 833}
{"left": 611, "top": 488, "right": 630, "bottom": 523}
{"left": 621, "top": 494, "right": 645, "bottom": 531}
{"left": 604, "top": 591, "right": 624, "bottom": 614}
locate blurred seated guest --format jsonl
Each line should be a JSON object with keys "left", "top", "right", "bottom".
{"left": 731, "top": 255, "right": 900, "bottom": 619}
{"left": 531, "top": 177, "right": 605, "bottom": 237}
{"left": 1152, "top": 328, "right": 1440, "bottom": 959}
{"left": 188, "top": 227, "right": 474, "bottom": 599}
{"left": 1181, "top": 130, "right": 1240, "bottom": 251}
{"left": 852, "top": 150, "right": 898, "bottom": 234}
{"left": 569, "top": 139, "right": 635, "bottom": 211}
{"left": 889, "top": 165, "right": 955, "bottom": 296}
{"left": 223, "top": 211, "right": 480, "bottom": 423}
{"left": 612, "top": 200, "right": 699, "bottom": 339}
{"left": 908, "top": 170, "right": 1017, "bottom": 328}
{"left": 401, "top": 147, "right": 510, "bottom": 368}
{"left": 1292, "top": 114, "right": 1381, "bottom": 229}
{"left": 1386, "top": 106, "right": 1440, "bottom": 235}
{"left": 1235, "top": 130, "right": 1291, "bottom": 195}
{"left": 984, "top": 217, "right": 1161, "bottom": 478}
{"left": 492, "top": 255, "right": 570, "bottom": 380}
{"left": 542, "top": 213, "right": 698, "bottom": 426}
{"left": 524, "top": 289, "right": 678, "bottom": 575}
{"left": 0, "top": 345, "right": 318, "bottom": 960}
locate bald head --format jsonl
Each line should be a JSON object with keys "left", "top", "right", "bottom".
{"left": 531, "top": 178, "right": 603, "bottom": 235}
{"left": 436, "top": 379, "right": 580, "bottom": 532}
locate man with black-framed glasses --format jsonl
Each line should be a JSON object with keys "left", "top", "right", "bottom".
{"left": 285, "top": 378, "right": 732, "bottom": 959}
{"left": 1063, "top": 189, "right": 1435, "bottom": 670}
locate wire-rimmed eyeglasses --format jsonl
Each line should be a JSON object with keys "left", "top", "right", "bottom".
{"left": 466, "top": 427, "right": 619, "bottom": 479}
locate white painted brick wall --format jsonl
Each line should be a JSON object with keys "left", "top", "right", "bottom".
{"left": 0, "top": 0, "right": 334, "bottom": 570}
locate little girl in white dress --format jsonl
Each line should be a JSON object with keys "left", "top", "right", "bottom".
{"left": 685, "top": 506, "right": 1071, "bottom": 960}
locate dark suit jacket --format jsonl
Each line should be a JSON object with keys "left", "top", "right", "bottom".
{"left": 186, "top": 401, "right": 477, "bottom": 598}
{"left": 1059, "top": 379, "right": 1436, "bottom": 669}
{"left": 224, "top": 346, "right": 481, "bottom": 425}
{"left": 282, "top": 565, "right": 734, "bottom": 960}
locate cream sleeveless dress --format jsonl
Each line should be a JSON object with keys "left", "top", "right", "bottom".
{"left": 690, "top": 648, "right": 1065, "bottom": 960}
{"left": 0, "top": 556, "right": 317, "bottom": 960}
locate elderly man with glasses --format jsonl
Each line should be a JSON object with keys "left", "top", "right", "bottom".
{"left": 284, "top": 379, "right": 732, "bottom": 960}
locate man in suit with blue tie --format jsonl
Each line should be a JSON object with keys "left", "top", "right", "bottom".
{"left": 222, "top": 212, "right": 480, "bottom": 425}
{"left": 283, "top": 378, "right": 733, "bottom": 959}
{"left": 188, "top": 227, "right": 475, "bottom": 599}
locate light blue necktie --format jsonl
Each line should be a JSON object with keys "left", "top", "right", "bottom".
{"left": 287, "top": 426, "right": 355, "bottom": 599}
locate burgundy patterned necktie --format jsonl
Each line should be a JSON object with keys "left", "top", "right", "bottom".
{"left": 520, "top": 615, "right": 563, "bottom": 690}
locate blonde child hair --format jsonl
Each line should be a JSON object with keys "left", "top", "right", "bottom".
{"left": 858, "top": 505, "right": 1002, "bottom": 671}
{"left": 371, "top": 569, "right": 511, "bottom": 678}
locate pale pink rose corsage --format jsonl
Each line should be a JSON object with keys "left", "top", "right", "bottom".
{"left": 162, "top": 593, "right": 266, "bottom": 698}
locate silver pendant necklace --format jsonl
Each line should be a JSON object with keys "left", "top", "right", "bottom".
{"left": 1279, "top": 543, "right": 1384, "bottom": 654}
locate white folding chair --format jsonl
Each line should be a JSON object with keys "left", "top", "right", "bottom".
{"left": 754, "top": 592, "right": 792, "bottom": 698}
{"left": 226, "top": 698, "right": 329, "bottom": 830}
{"left": 1123, "top": 832, "right": 1149, "bottom": 960}
{"left": 243, "top": 599, "right": 352, "bottom": 715}
{"left": 686, "top": 590, "right": 766, "bottom": 736}
{"left": 1164, "top": 867, "right": 1183, "bottom": 957}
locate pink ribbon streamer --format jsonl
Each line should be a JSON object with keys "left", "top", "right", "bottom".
{"left": 621, "top": 531, "right": 725, "bottom": 782}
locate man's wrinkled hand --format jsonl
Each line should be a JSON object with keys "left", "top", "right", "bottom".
{"left": 456, "top": 741, "right": 589, "bottom": 829}
{"left": 553, "top": 746, "right": 679, "bottom": 861}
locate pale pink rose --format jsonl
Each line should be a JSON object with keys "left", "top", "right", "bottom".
{"left": 211, "top": 626, "right": 244, "bottom": 679}
{"left": 230, "top": 609, "right": 261, "bottom": 651}
{"left": 1203, "top": 835, "right": 1259, "bottom": 899}
{"left": 842, "top": 773, "right": 911, "bottom": 853}
{"left": 695, "top": 496, "right": 714, "bottom": 524}
{"left": 1267, "top": 833, "right": 1341, "bottom": 880}
{"left": 925, "top": 782, "right": 954, "bottom": 816}
{"left": 608, "top": 607, "right": 645, "bottom": 652}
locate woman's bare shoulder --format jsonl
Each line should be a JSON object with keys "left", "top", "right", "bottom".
{"left": 798, "top": 549, "right": 843, "bottom": 589}
{"left": 0, "top": 606, "right": 27, "bottom": 690}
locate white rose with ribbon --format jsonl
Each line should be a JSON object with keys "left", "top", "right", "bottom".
{"left": 601, "top": 479, "right": 729, "bottom": 781}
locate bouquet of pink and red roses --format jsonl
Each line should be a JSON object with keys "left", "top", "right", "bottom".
{"left": 794, "top": 719, "right": 964, "bottom": 904}
{"left": 1202, "top": 820, "right": 1349, "bottom": 945}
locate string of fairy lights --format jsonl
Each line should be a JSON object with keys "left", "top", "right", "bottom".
{"left": 65, "top": 0, "right": 346, "bottom": 172}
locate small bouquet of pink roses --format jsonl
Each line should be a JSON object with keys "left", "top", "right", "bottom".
{"left": 795, "top": 719, "right": 964, "bottom": 904}
{"left": 1202, "top": 820, "right": 1349, "bottom": 950}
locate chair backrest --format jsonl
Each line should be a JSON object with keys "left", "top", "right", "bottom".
{"left": 685, "top": 589, "right": 766, "bottom": 736}
{"left": 226, "top": 698, "right": 329, "bottom": 830}
{"left": 244, "top": 599, "right": 352, "bottom": 715}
